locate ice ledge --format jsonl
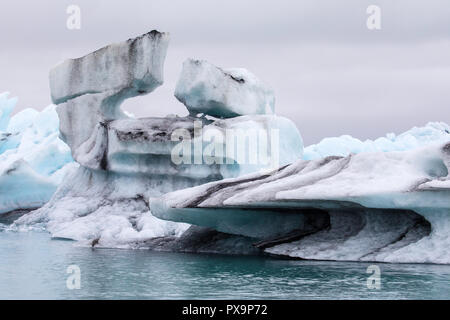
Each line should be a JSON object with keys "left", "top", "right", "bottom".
{"left": 149, "top": 142, "right": 450, "bottom": 263}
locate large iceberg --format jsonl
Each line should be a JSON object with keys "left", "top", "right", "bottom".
{"left": 0, "top": 93, "right": 74, "bottom": 215}
{"left": 14, "top": 31, "right": 303, "bottom": 248}
{"left": 6, "top": 30, "right": 450, "bottom": 265}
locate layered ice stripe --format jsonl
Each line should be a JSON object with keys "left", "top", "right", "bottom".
{"left": 150, "top": 141, "right": 450, "bottom": 264}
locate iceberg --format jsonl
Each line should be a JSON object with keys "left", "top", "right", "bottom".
{"left": 14, "top": 31, "right": 303, "bottom": 248}
{"left": 175, "top": 59, "right": 275, "bottom": 118}
{"left": 150, "top": 141, "right": 450, "bottom": 264}
{"left": 0, "top": 94, "right": 74, "bottom": 215}
{"left": 7, "top": 30, "right": 450, "bottom": 264}
{"left": 52, "top": 31, "right": 170, "bottom": 170}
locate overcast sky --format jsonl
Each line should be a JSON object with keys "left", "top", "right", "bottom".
{"left": 1, "top": 0, "right": 449, "bottom": 144}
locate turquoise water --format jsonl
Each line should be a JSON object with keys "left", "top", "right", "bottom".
{"left": 0, "top": 231, "right": 449, "bottom": 300}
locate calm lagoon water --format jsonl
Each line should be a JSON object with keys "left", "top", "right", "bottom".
{"left": 0, "top": 230, "right": 449, "bottom": 300}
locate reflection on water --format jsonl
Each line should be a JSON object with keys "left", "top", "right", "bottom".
{"left": 0, "top": 231, "right": 449, "bottom": 299}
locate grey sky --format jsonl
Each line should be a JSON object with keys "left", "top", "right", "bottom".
{"left": 1, "top": 0, "right": 449, "bottom": 144}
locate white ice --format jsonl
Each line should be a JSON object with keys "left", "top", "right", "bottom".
{"left": 0, "top": 93, "right": 74, "bottom": 214}
{"left": 175, "top": 59, "right": 275, "bottom": 118}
